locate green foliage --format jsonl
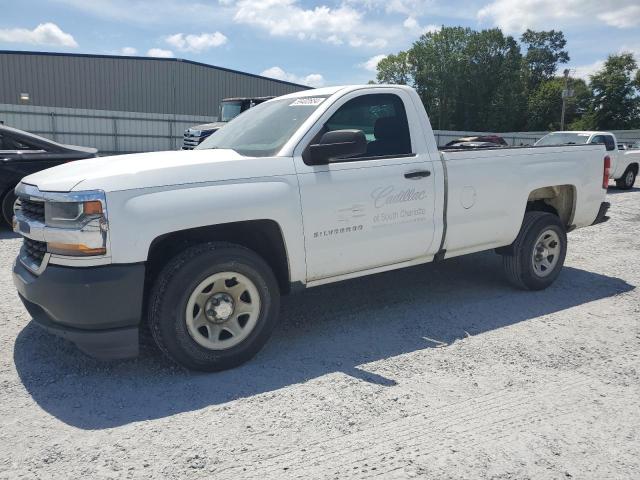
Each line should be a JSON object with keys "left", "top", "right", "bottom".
{"left": 409, "top": 27, "right": 472, "bottom": 129}
{"left": 586, "top": 53, "right": 640, "bottom": 129}
{"left": 410, "top": 27, "right": 525, "bottom": 131}
{"left": 375, "top": 52, "right": 412, "bottom": 85}
{"left": 568, "top": 111, "right": 596, "bottom": 130}
{"left": 526, "top": 77, "right": 590, "bottom": 130}
{"left": 520, "top": 29, "right": 570, "bottom": 92}
{"left": 372, "top": 26, "right": 639, "bottom": 132}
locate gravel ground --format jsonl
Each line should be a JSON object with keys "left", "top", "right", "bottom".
{"left": 0, "top": 187, "right": 639, "bottom": 480}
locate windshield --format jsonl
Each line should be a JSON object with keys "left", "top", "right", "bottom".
{"left": 197, "top": 96, "right": 328, "bottom": 157}
{"left": 535, "top": 132, "right": 590, "bottom": 146}
{"left": 220, "top": 101, "right": 243, "bottom": 122}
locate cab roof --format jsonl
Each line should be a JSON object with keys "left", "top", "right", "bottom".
{"left": 275, "top": 84, "right": 416, "bottom": 100}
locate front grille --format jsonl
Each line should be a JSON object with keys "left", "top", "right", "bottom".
{"left": 182, "top": 134, "right": 202, "bottom": 150}
{"left": 19, "top": 198, "right": 45, "bottom": 223}
{"left": 182, "top": 129, "right": 216, "bottom": 150}
{"left": 23, "top": 238, "right": 46, "bottom": 264}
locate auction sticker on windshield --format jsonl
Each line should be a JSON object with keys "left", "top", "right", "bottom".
{"left": 290, "top": 98, "right": 325, "bottom": 106}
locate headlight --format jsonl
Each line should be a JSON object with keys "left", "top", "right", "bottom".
{"left": 45, "top": 200, "right": 103, "bottom": 228}
{"left": 44, "top": 192, "right": 108, "bottom": 256}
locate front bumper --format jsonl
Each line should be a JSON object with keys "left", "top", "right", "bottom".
{"left": 13, "top": 260, "right": 145, "bottom": 360}
{"left": 591, "top": 201, "right": 610, "bottom": 226}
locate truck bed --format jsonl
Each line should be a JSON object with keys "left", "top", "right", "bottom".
{"left": 439, "top": 143, "right": 607, "bottom": 258}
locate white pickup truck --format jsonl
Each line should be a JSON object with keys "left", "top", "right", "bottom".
{"left": 13, "top": 85, "right": 611, "bottom": 371}
{"left": 536, "top": 131, "right": 640, "bottom": 189}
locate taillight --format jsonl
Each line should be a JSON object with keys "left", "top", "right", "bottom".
{"left": 603, "top": 155, "right": 611, "bottom": 189}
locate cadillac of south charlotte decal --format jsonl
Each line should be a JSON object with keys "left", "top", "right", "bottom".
{"left": 370, "top": 186, "right": 427, "bottom": 228}
{"left": 313, "top": 185, "right": 427, "bottom": 239}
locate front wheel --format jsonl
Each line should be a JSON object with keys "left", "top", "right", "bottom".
{"left": 502, "top": 212, "right": 567, "bottom": 290}
{"left": 148, "top": 242, "right": 280, "bottom": 371}
{"left": 615, "top": 167, "right": 637, "bottom": 190}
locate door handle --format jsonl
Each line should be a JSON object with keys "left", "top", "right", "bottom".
{"left": 404, "top": 170, "right": 431, "bottom": 179}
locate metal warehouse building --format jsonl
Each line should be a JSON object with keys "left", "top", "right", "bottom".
{"left": 0, "top": 51, "right": 309, "bottom": 153}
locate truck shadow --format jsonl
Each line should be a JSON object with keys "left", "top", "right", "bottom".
{"left": 13, "top": 251, "right": 634, "bottom": 430}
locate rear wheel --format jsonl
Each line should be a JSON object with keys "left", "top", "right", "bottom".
{"left": 502, "top": 212, "right": 567, "bottom": 290}
{"left": 1, "top": 190, "right": 16, "bottom": 228}
{"left": 148, "top": 242, "right": 280, "bottom": 371}
{"left": 615, "top": 167, "right": 637, "bottom": 190}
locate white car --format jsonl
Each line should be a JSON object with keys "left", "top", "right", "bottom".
{"left": 536, "top": 131, "right": 640, "bottom": 189}
{"left": 13, "top": 85, "right": 611, "bottom": 371}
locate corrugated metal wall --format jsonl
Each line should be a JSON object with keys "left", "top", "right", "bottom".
{"left": 0, "top": 51, "right": 308, "bottom": 116}
{"left": 0, "top": 103, "right": 217, "bottom": 154}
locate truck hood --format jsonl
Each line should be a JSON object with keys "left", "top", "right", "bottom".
{"left": 22, "top": 149, "right": 295, "bottom": 193}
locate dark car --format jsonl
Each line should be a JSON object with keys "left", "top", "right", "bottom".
{"left": 440, "top": 141, "right": 500, "bottom": 150}
{"left": 0, "top": 125, "right": 98, "bottom": 226}
{"left": 444, "top": 135, "right": 508, "bottom": 148}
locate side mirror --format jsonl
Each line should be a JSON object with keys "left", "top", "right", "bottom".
{"left": 308, "top": 129, "right": 367, "bottom": 164}
{"left": 603, "top": 136, "right": 616, "bottom": 151}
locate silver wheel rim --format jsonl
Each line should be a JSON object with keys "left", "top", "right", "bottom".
{"left": 626, "top": 170, "right": 634, "bottom": 186}
{"left": 185, "top": 271, "right": 261, "bottom": 350}
{"left": 531, "top": 229, "right": 561, "bottom": 278}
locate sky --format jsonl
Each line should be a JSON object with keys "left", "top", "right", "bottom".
{"left": 0, "top": 0, "right": 639, "bottom": 88}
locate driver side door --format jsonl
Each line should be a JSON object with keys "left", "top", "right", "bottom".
{"left": 294, "top": 90, "right": 438, "bottom": 282}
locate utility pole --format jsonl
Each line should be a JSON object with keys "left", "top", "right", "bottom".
{"left": 560, "top": 68, "right": 573, "bottom": 131}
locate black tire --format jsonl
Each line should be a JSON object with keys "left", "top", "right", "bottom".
{"left": 1, "top": 190, "right": 16, "bottom": 228}
{"left": 615, "top": 167, "right": 637, "bottom": 190}
{"left": 502, "top": 212, "right": 567, "bottom": 291}
{"left": 148, "top": 242, "right": 280, "bottom": 371}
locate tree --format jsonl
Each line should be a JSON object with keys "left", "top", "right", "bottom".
{"left": 526, "top": 77, "right": 590, "bottom": 130}
{"left": 372, "top": 26, "right": 640, "bottom": 133}
{"left": 520, "top": 30, "right": 570, "bottom": 92}
{"left": 409, "top": 27, "right": 470, "bottom": 129}
{"left": 586, "top": 53, "right": 640, "bottom": 129}
{"left": 375, "top": 52, "right": 412, "bottom": 85}
{"left": 407, "top": 26, "right": 525, "bottom": 131}
{"left": 471, "top": 31, "right": 527, "bottom": 131}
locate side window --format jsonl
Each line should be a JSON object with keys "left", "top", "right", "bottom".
{"left": 590, "top": 135, "right": 605, "bottom": 145}
{"left": 11, "top": 136, "right": 41, "bottom": 151}
{"left": 324, "top": 94, "right": 412, "bottom": 159}
{"left": 0, "top": 134, "right": 18, "bottom": 151}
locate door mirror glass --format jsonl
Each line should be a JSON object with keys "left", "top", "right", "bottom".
{"left": 309, "top": 129, "right": 367, "bottom": 164}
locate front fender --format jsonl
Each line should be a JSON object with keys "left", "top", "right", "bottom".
{"left": 105, "top": 177, "right": 306, "bottom": 283}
